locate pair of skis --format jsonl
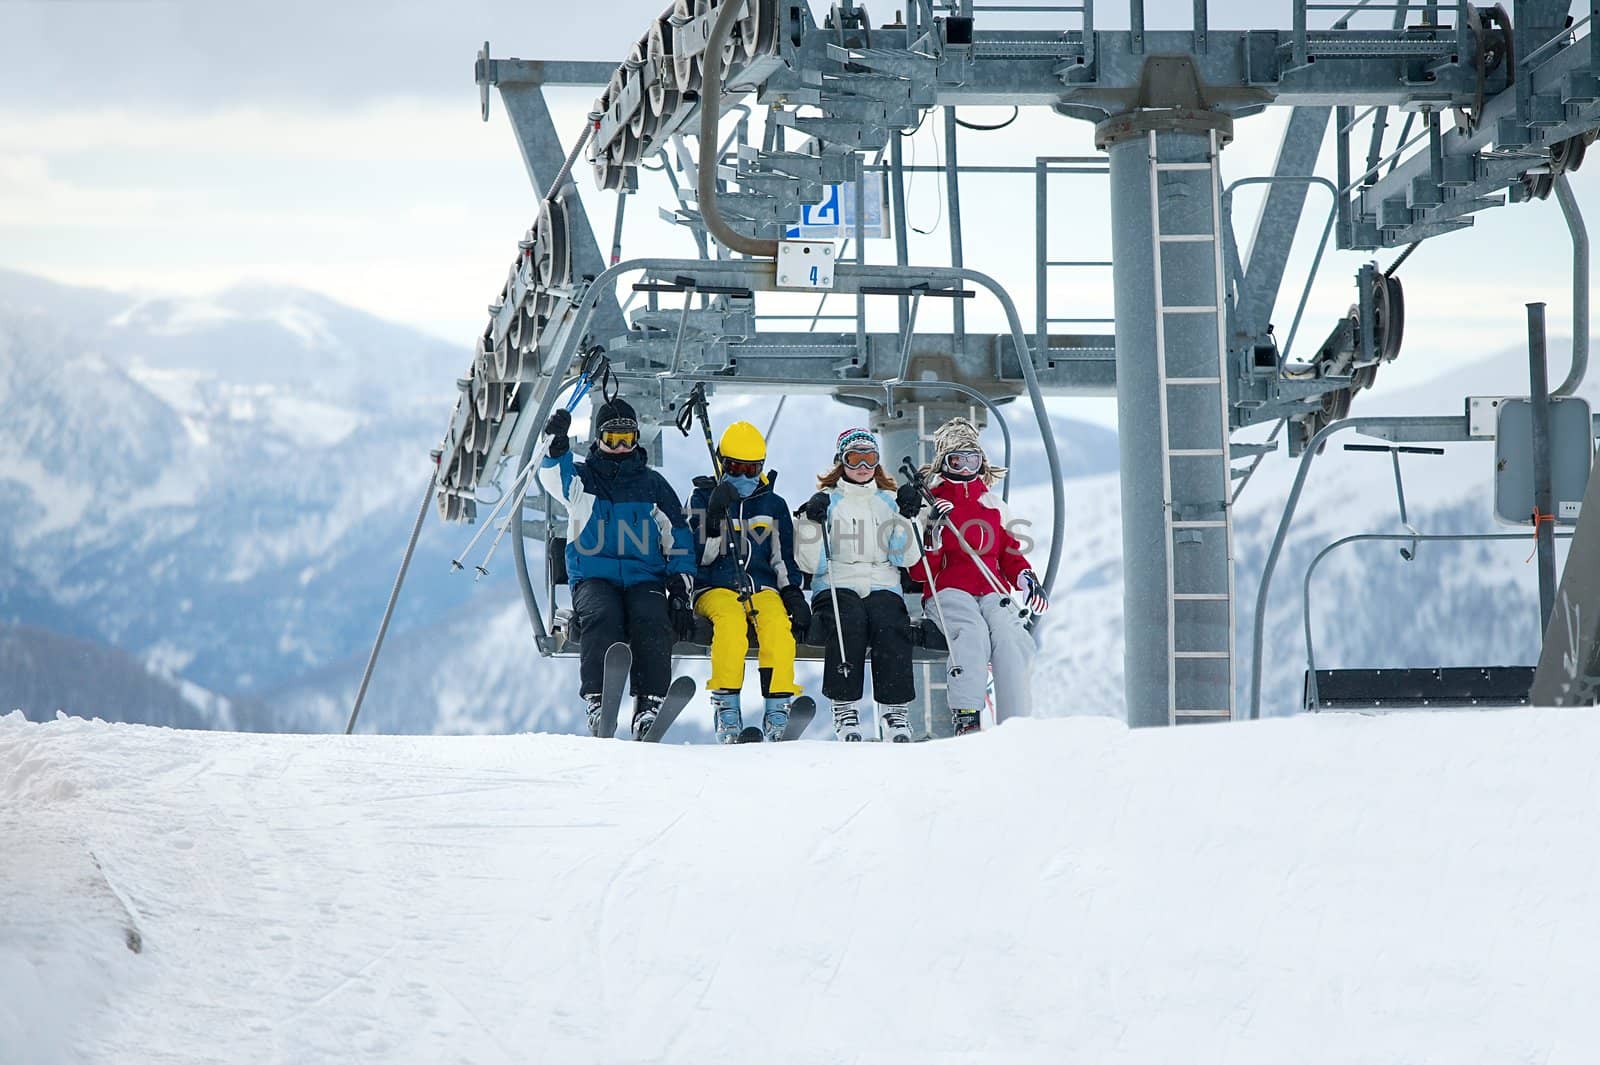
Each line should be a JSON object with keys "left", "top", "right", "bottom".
{"left": 594, "top": 642, "right": 817, "bottom": 742}
{"left": 738, "top": 698, "right": 816, "bottom": 743}
{"left": 595, "top": 643, "right": 695, "bottom": 743}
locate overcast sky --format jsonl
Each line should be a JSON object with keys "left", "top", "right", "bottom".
{"left": 2, "top": 0, "right": 1595, "bottom": 419}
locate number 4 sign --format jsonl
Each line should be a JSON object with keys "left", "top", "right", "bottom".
{"left": 775, "top": 240, "right": 836, "bottom": 290}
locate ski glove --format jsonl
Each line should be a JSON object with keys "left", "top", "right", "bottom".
{"left": 798, "top": 491, "right": 830, "bottom": 525}
{"left": 894, "top": 483, "right": 924, "bottom": 518}
{"left": 779, "top": 585, "right": 813, "bottom": 644}
{"left": 924, "top": 498, "right": 955, "bottom": 548}
{"left": 667, "top": 573, "right": 697, "bottom": 640}
{"left": 1017, "top": 569, "right": 1049, "bottom": 614}
{"left": 704, "top": 478, "right": 742, "bottom": 537}
{"left": 544, "top": 407, "right": 572, "bottom": 458}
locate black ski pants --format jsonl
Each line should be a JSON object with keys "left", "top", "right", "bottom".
{"left": 810, "top": 588, "right": 916, "bottom": 704}
{"left": 572, "top": 578, "right": 673, "bottom": 699}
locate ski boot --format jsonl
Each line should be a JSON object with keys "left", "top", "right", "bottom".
{"left": 762, "top": 695, "right": 792, "bottom": 743}
{"left": 833, "top": 701, "right": 863, "bottom": 742}
{"left": 879, "top": 704, "right": 913, "bottom": 743}
{"left": 584, "top": 693, "right": 605, "bottom": 738}
{"left": 711, "top": 690, "right": 743, "bottom": 745}
{"left": 631, "top": 694, "right": 663, "bottom": 742}
{"left": 952, "top": 708, "right": 982, "bottom": 736}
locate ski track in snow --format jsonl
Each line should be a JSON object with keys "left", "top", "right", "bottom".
{"left": 4, "top": 709, "right": 1600, "bottom": 1064}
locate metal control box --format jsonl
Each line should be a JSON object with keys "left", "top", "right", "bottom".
{"left": 1493, "top": 396, "right": 1595, "bottom": 526}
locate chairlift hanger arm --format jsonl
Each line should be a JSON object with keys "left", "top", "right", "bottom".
{"left": 1342, "top": 443, "right": 1447, "bottom": 454}
{"left": 1250, "top": 412, "right": 1479, "bottom": 719}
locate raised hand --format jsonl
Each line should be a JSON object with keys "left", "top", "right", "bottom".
{"left": 544, "top": 407, "right": 572, "bottom": 457}
{"left": 799, "top": 491, "right": 830, "bottom": 524}
{"left": 894, "top": 483, "right": 923, "bottom": 518}
{"left": 705, "top": 479, "right": 742, "bottom": 536}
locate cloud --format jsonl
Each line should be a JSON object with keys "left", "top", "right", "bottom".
{"left": 0, "top": 154, "right": 165, "bottom": 225}
{"left": 0, "top": 0, "right": 671, "bottom": 108}
{"left": 0, "top": 99, "right": 532, "bottom": 163}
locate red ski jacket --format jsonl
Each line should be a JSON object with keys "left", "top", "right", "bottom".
{"left": 919, "top": 476, "right": 1033, "bottom": 598}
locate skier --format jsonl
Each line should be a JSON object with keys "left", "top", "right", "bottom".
{"left": 537, "top": 397, "right": 697, "bottom": 740}
{"left": 687, "top": 421, "right": 811, "bottom": 743}
{"left": 793, "top": 428, "right": 926, "bottom": 742}
{"left": 916, "top": 417, "right": 1050, "bottom": 735}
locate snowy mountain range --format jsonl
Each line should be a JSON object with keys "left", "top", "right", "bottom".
{"left": 0, "top": 269, "right": 482, "bottom": 725}
{"left": 0, "top": 266, "right": 1586, "bottom": 733}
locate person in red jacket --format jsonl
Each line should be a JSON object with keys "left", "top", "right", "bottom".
{"left": 917, "top": 417, "right": 1049, "bottom": 734}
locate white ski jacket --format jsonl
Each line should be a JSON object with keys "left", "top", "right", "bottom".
{"left": 794, "top": 479, "right": 923, "bottom": 597}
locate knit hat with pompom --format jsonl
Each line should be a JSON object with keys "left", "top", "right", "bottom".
{"left": 919, "top": 416, "right": 1006, "bottom": 486}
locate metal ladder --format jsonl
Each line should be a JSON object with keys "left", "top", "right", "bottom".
{"left": 1146, "top": 128, "right": 1236, "bottom": 725}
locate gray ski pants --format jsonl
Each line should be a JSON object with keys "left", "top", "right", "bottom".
{"left": 929, "top": 588, "right": 1035, "bottom": 721}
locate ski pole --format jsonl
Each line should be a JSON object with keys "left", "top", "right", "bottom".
{"left": 919, "top": 545, "right": 954, "bottom": 639}
{"left": 472, "top": 369, "right": 602, "bottom": 578}
{"left": 676, "top": 382, "right": 723, "bottom": 478}
{"left": 818, "top": 520, "right": 851, "bottom": 678}
{"left": 452, "top": 353, "right": 607, "bottom": 573}
{"left": 450, "top": 449, "right": 540, "bottom": 572}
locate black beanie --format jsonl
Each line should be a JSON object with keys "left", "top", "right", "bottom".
{"left": 594, "top": 398, "right": 638, "bottom": 434}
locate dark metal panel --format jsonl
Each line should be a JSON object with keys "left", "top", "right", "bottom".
{"left": 1533, "top": 461, "right": 1600, "bottom": 706}
{"left": 495, "top": 84, "right": 627, "bottom": 343}
{"left": 1235, "top": 107, "right": 1333, "bottom": 343}
{"left": 1307, "top": 667, "right": 1536, "bottom": 709}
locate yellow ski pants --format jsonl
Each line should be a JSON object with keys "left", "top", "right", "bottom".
{"left": 695, "top": 587, "right": 800, "bottom": 695}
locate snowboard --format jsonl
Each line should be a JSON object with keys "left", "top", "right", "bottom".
{"left": 780, "top": 696, "right": 816, "bottom": 741}
{"left": 642, "top": 675, "right": 697, "bottom": 743}
{"left": 596, "top": 642, "right": 631, "bottom": 739}
{"left": 738, "top": 725, "right": 765, "bottom": 743}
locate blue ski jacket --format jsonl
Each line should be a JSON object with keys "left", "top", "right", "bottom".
{"left": 687, "top": 472, "right": 803, "bottom": 596}
{"left": 537, "top": 444, "right": 696, "bottom": 588}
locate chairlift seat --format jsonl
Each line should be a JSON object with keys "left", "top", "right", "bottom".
{"left": 1304, "top": 666, "right": 1535, "bottom": 710}
{"left": 550, "top": 600, "right": 950, "bottom": 661}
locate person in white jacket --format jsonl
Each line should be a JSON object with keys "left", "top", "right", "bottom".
{"left": 793, "top": 427, "right": 927, "bottom": 741}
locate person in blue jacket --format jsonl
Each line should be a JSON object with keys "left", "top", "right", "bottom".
{"left": 687, "top": 421, "right": 811, "bottom": 743}
{"left": 537, "top": 397, "right": 696, "bottom": 740}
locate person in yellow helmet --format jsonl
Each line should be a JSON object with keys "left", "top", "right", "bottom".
{"left": 686, "top": 421, "right": 810, "bottom": 743}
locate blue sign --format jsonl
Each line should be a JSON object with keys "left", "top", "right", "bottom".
{"left": 784, "top": 181, "right": 888, "bottom": 239}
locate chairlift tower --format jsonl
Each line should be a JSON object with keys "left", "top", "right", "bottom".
{"left": 423, "top": 0, "right": 1600, "bottom": 728}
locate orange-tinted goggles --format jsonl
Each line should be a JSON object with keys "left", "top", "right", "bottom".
{"left": 842, "top": 449, "right": 880, "bottom": 470}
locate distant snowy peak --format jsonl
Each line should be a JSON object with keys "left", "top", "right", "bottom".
{"left": 124, "top": 362, "right": 363, "bottom": 447}
{"left": 2, "top": 267, "right": 463, "bottom": 410}
{"left": 109, "top": 297, "right": 245, "bottom": 338}
{"left": 110, "top": 287, "right": 345, "bottom": 347}
{"left": 0, "top": 622, "right": 261, "bottom": 730}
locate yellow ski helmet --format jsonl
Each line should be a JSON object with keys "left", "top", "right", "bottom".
{"left": 717, "top": 420, "right": 767, "bottom": 462}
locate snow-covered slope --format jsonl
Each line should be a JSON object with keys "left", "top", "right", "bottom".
{"left": 5, "top": 708, "right": 1599, "bottom": 1064}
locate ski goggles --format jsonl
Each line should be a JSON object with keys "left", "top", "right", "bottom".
{"left": 942, "top": 449, "right": 984, "bottom": 476}
{"left": 841, "top": 449, "right": 880, "bottom": 471}
{"left": 723, "top": 457, "right": 764, "bottom": 478}
{"left": 597, "top": 419, "right": 639, "bottom": 450}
